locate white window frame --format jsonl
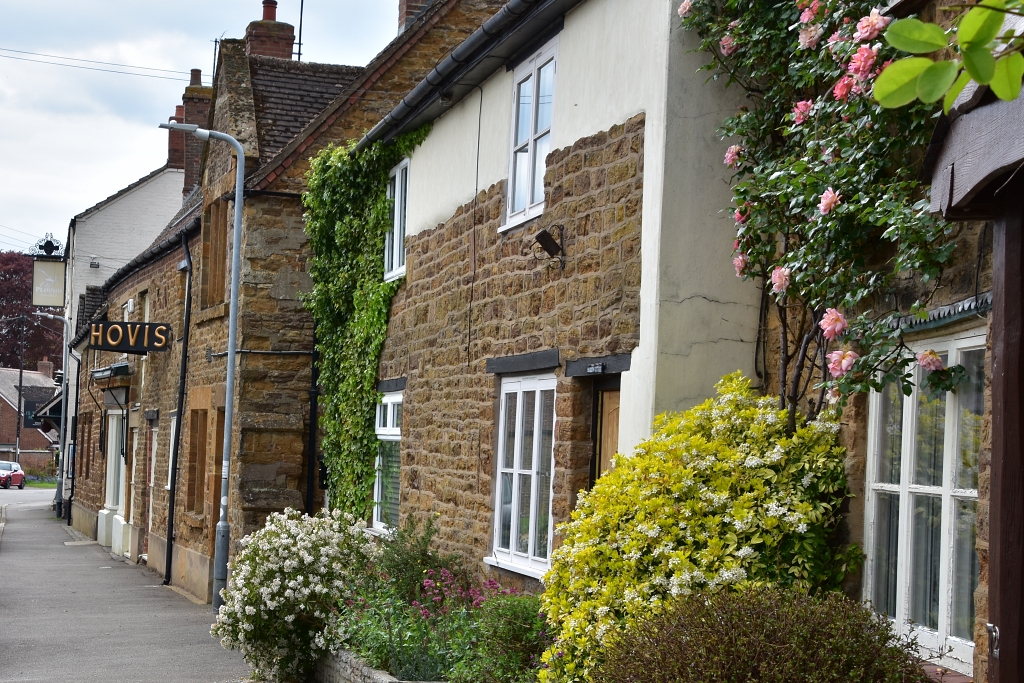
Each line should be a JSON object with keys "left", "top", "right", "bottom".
{"left": 485, "top": 374, "right": 556, "bottom": 578}
{"left": 863, "top": 328, "right": 986, "bottom": 675}
{"left": 384, "top": 159, "right": 409, "bottom": 282}
{"left": 504, "top": 37, "right": 558, "bottom": 231}
{"left": 372, "top": 391, "right": 403, "bottom": 531}
{"left": 104, "top": 410, "right": 126, "bottom": 510}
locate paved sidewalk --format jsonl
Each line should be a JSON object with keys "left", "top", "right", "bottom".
{"left": 0, "top": 489, "right": 251, "bottom": 683}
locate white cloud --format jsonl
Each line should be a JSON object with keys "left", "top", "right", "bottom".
{"left": 0, "top": 0, "right": 398, "bottom": 250}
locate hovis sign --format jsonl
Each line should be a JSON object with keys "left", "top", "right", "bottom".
{"left": 88, "top": 322, "right": 173, "bottom": 355}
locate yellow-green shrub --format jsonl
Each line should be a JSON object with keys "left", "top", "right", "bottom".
{"left": 538, "top": 373, "right": 861, "bottom": 682}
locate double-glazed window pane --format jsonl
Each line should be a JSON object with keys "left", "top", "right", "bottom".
{"left": 533, "top": 389, "right": 554, "bottom": 559}
{"left": 910, "top": 494, "right": 942, "bottom": 630}
{"left": 914, "top": 359, "right": 947, "bottom": 487}
{"left": 877, "top": 383, "right": 903, "bottom": 484}
{"left": 951, "top": 498, "right": 978, "bottom": 640}
{"left": 872, "top": 492, "right": 900, "bottom": 618}
{"left": 536, "top": 60, "right": 554, "bottom": 133}
{"left": 385, "top": 162, "right": 408, "bottom": 277}
{"left": 509, "top": 45, "right": 555, "bottom": 221}
{"left": 377, "top": 440, "right": 401, "bottom": 526}
{"left": 516, "top": 76, "right": 532, "bottom": 146}
{"left": 956, "top": 350, "right": 984, "bottom": 490}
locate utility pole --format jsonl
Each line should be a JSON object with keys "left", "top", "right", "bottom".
{"left": 14, "top": 314, "right": 25, "bottom": 464}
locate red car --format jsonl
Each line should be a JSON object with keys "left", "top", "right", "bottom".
{"left": 0, "top": 461, "right": 25, "bottom": 489}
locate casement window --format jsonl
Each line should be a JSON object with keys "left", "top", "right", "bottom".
{"left": 487, "top": 374, "right": 556, "bottom": 577}
{"left": 166, "top": 416, "right": 177, "bottom": 489}
{"left": 104, "top": 410, "right": 126, "bottom": 510}
{"left": 506, "top": 38, "right": 558, "bottom": 230}
{"left": 373, "top": 392, "right": 403, "bottom": 530}
{"left": 864, "top": 329, "right": 985, "bottom": 675}
{"left": 186, "top": 409, "right": 208, "bottom": 515}
{"left": 385, "top": 160, "right": 409, "bottom": 282}
{"left": 203, "top": 200, "right": 229, "bottom": 307}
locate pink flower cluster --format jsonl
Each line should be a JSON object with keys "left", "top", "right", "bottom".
{"left": 827, "top": 349, "right": 859, "bottom": 377}
{"left": 847, "top": 45, "right": 878, "bottom": 80}
{"left": 819, "top": 308, "right": 848, "bottom": 340}
{"left": 733, "top": 252, "right": 749, "bottom": 277}
{"left": 771, "top": 266, "right": 791, "bottom": 294}
{"left": 853, "top": 8, "right": 891, "bottom": 42}
{"left": 678, "top": 0, "right": 693, "bottom": 17}
{"left": 793, "top": 100, "right": 813, "bottom": 124}
{"left": 833, "top": 75, "right": 854, "bottom": 101}
{"left": 917, "top": 349, "right": 945, "bottom": 372}
{"left": 797, "top": 0, "right": 822, "bottom": 22}
{"left": 734, "top": 202, "right": 751, "bottom": 224}
{"left": 724, "top": 144, "right": 743, "bottom": 167}
{"left": 799, "top": 25, "right": 824, "bottom": 49}
{"left": 412, "top": 570, "right": 517, "bottom": 619}
{"left": 818, "top": 187, "right": 841, "bottom": 214}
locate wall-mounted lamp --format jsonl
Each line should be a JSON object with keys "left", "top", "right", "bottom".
{"left": 533, "top": 225, "right": 565, "bottom": 269}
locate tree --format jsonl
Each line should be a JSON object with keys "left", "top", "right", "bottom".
{"left": 0, "top": 251, "right": 63, "bottom": 371}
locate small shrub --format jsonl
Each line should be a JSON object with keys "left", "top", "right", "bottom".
{"left": 212, "top": 508, "right": 376, "bottom": 683}
{"left": 540, "top": 373, "right": 861, "bottom": 682}
{"left": 450, "top": 593, "right": 551, "bottom": 683}
{"left": 594, "top": 588, "right": 931, "bottom": 683}
{"left": 377, "top": 516, "right": 468, "bottom": 604}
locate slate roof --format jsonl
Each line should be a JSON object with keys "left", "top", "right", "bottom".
{"left": 0, "top": 368, "right": 58, "bottom": 411}
{"left": 248, "top": 56, "right": 363, "bottom": 165}
{"left": 75, "top": 285, "right": 106, "bottom": 337}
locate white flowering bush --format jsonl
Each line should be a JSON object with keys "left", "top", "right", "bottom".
{"left": 539, "top": 373, "right": 861, "bottom": 682}
{"left": 212, "top": 508, "right": 377, "bottom": 682}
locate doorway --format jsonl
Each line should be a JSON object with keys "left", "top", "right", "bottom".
{"left": 590, "top": 376, "right": 621, "bottom": 486}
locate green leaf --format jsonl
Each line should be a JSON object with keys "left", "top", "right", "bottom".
{"left": 989, "top": 52, "right": 1024, "bottom": 99}
{"left": 917, "top": 60, "right": 961, "bottom": 102}
{"left": 885, "top": 19, "right": 949, "bottom": 53}
{"left": 958, "top": 0, "right": 1006, "bottom": 47}
{"left": 962, "top": 44, "right": 997, "bottom": 84}
{"left": 943, "top": 69, "right": 972, "bottom": 113}
{"left": 874, "top": 57, "right": 934, "bottom": 107}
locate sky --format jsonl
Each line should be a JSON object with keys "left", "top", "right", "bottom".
{"left": 0, "top": 0, "right": 398, "bottom": 254}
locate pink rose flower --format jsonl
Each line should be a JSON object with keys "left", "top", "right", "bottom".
{"left": 853, "top": 8, "right": 891, "bottom": 41}
{"left": 771, "top": 266, "right": 791, "bottom": 294}
{"left": 827, "top": 386, "right": 842, "bottom": 403}
{"left": 724, "top": 144, "right": 743, "bottom": 167}
{"left": 848, "top": 45, "right": 878, "bottom": 80}
{"left": 798, "top": 24, "right": 824, "bottom": 49}
{"left": 720, "top": 34, "right": 738, "bottom": 56}
{"left": 833, "top": 75, "right": 855, "bottom": 101}
{"left": 818, "top": 187, "right": 841, "bottom": 214}
{"left": 917, "top": 349, "right": 945, "bottom": 372}
{"left": 819, "top": 307, "right": 848, "bottom": 340}
{"left": 827, "top": 31, "right": 847, "bottom": 50}
{"left": 733, "top": 253, "right": 749, "bottom": 277}
{"left": 827, "top": 349, "right": 859, "bottom": 377}
{"left": 793, "top": 100, "right": 813, "bottom": 124}
{"left": 733, "top": 238, "right": 741, "bottom": 251}
{"left": 800, "top": 6, "right": 816, "bottom": 22}
{"left": 678, "top": 0, "right": 693, "bottom": 16}
{"left": 734, "top": 202, "right": 751, "bottom": 224}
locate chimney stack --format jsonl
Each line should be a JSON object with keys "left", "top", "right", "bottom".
{"left": 245, "top": 0, "right": 295, "bottom": 59}
{"left": 398, "top": 0, "right": 433, "bottom": 33}
{"left": 37, "top": 357, "right": 53, "bottom": 379}
{"left": 182, "top": 69, "right": 212, "bottom": 196}
{"left": 168, "top": 105, "right": 185, "bottom": 169}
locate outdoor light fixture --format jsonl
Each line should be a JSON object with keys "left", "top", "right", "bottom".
{"left": 160, "top": 118, "right": 245, "bottom": 612}
{"left": 533, "top": 225, "right": 565, "bottom": 269}
{"left": 90, "top": 362, "right": 130, "bottom": 381}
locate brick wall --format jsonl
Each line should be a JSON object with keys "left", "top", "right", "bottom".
{"left": 378, "top": 114, "right": 644, "bottom": 586}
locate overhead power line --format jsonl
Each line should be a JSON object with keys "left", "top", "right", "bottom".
{"left": 0, "top": 47, "right": 196, "bottom": 75}
{"left": 0, "top": 53, "right": 198, "bottom": 82}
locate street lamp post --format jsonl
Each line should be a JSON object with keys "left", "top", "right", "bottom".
{"left": 160, "top": 121, "right": 244, "bottom": 611}
{"left": 34, "top": 312, "right": 70, "bottom": 515}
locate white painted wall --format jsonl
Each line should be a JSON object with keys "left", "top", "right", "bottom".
{"left": 403, "top": 0, "right": 758, "bottom": 457}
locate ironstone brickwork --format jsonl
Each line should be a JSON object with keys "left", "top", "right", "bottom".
{"left": 377, "top": 114, "right": 645, "bottom": 585}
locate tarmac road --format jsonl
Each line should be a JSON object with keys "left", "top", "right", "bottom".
{"left": 0, "top": 488, "right": 251, "bottom": 683}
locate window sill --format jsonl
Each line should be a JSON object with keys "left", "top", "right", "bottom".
{"left": 362, "top": 525, "right": 390, "bottom": 538}
{"left": 483, "top": 555, "right": 549, "bottom": 580}
{"left": 194, "top": 303, "right": 228, "bottom": 325}
{"left": 501, "top": 207, "right": 544, "bottom": 234}
{"left": 383, "top": 267, "right": 406, "bottom": 283}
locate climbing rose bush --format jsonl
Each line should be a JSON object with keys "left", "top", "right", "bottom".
{"left": 538, "top": 373, "right": 860, "bottom": 683}
{"left": 212, "top": 508, "right": 377, "bottom": 682}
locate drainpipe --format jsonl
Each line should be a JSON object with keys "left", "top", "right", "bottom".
{"left": 161, "top": 121, "right": 245, "bottom": 611}
{"left": 305, "top": 325, "right": 319, "bottom": 515}
{"left": 164, "top": 231, "right": 194, "bottom": 586}
{"left": 67, "top": 350, "right": 81, "bottom": 526}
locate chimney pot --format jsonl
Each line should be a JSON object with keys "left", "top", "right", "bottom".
{"left": 174, "top": 105, "right": 184, "bottom": 121}
{"left": 246, "top": 2, "right": 295, "bottom": 59}
{"left": 263, "top": 0, "right": 278, "bottom": 21}
{"left": 37, "top": 358, "right": 53, "bottom": 379}
{"left": 190, "top": 69, "right": 202, "bottom": 86}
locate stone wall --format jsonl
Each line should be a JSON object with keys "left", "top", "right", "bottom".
{"left": 378, "top": 114, "right": 645, "bottom": 586}
{"left": 315, "top": 649, "right": 443, "bottom": 683}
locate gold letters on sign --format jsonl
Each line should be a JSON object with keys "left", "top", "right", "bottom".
{"left": 88, "top": 322, "right": 173, "bottom": 355}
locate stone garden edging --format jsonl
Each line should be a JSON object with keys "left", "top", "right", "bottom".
{"left": 315, "top": 649, "right": 445, "bottom": 683}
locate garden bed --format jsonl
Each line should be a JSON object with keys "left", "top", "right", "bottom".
{"left": 315, "top": 649, "right": 444, "bottom": 683}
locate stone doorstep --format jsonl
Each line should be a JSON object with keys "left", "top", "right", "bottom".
{"left": 316, "top": 649, "right": 445, "bottom": 683}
